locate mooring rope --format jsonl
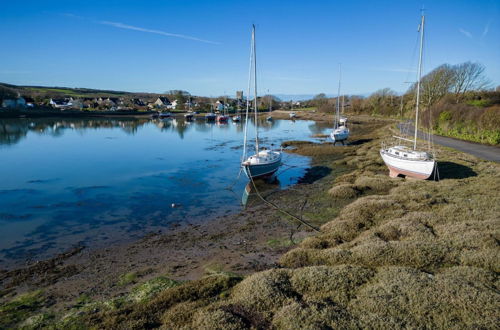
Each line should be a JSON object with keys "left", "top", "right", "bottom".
{"left": 246, "top": 166, "right": 320, "bottom": 232}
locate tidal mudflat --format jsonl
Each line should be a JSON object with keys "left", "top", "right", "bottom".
{"left": 0, "top": 117, "right": 330, "bottom": 267}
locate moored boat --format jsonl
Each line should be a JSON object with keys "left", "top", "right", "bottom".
{"left": 217, "top": 114, "right": 229, "bottom": 123}
{"left": 205, "top": 113, "right": 216, "bottom": 121}
{"left": 380, "top": 12, "right": 437, "bottom": 180}
{"left": 241, "top": 25, "right": 282, "bottom": 179}
{"left": 330, "top": 64, "right": 350, "bottom": 144}
{"left": 380, "top": 145, "right": 435, "bottom": 179}
{"left": 266, "top": 90, "right": 273, "bottom": 121}
{"left": 242, "top": 149, "right": 282, "bottom": 178}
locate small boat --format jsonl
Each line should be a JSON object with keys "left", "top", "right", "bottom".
{"left": 184, "top": 98, "right": 194, "bottom": 120}
{"left": 217, "top": 94, "right": 230, "bottom": 123}
{"left": 159, "top": 112, "right": 171, "bottom": 119}
{"left": 330, "top": 64, "right": 350, "bottom": 144}
{"left": 289, "top": 112, "right": 296, "bottom": 118}
{"left": 217, "top": 115, "right": 229, "bottom": 123}
{"left": 266, "top": 90, "right": 273, "bottom": 121}
{"left": 241, "top": 25, "right": 282, "bottom": 179}
{"left": 205, "top": 104, "right": 217, "bottom": 121}
{"left": 242, "top": 149, "right": 282, "bottom": 178}
{"left": 205, "top": 113, "right": 216, "bottom": 121}
{"left": 232, "top": 115, "right": 241, "bottom": 122}
{"left": 380, "top": 12, "right": 436, "bottom": 180}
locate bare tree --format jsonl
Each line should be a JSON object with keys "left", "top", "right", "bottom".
{"left": 407, "top": 64, "right": 454, "bottom": 108}
{"left": 451, "top": 62, "right": 491, "bottom": 102}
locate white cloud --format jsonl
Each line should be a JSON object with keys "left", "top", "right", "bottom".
{"left": 481, "top": 21, "right": 491, "bottom": 40}
{"left": 459, "top": 28, "right": 473, "bottom": 39}
{"left": 99, "top": 21, "right": 220, "bottom": 45}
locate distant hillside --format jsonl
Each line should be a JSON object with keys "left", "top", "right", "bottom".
{"left": 0, "top": 82, "right": 143, "bottom": 99}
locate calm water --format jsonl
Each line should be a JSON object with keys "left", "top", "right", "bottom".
{"left": 0, "top": 117, "right": 329, "bottom": 267}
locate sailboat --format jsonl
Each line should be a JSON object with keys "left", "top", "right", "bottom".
{"left": 205, "top": 104, "right": 216, "bottom": 121}
{"left": 241, "top": 25, "right": 282, "bottom": 179}
{"left": 380, "top": 12, "right": 436, "bottom": 180}
{"left": 184, "top": 96, "right": 194, "bottom": 121}
{"left": 217, "top": 95, "right": 229, "bottom": 123}
{"left": 266, "top": 90, "right": 273, "bottom": 121}
{"left": 330, "top": 64, "right": 350, "bottom": 144}
{"left": 233, "top": 99, "right": 241, "bottom": 122}
{"left": 339, "top": 94, "right": 347, "bottom": 126}
{"left": 289, "top": 101, "right": 296, "bottom": 119}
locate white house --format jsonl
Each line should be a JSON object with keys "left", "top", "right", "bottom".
{"left": 215, "top": 100, "right": 225, "bottom": 112}
{"left": 49, "top": 98, "right": 72, "bottom": 109}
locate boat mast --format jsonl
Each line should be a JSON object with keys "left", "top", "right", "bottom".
{"left": 224, "top": 92, "right": 227, "bottom": 116}
{"left": 335, "top": 63, "right": 341, "bottom": 128}
{"left": 253, "top": 24, "right": 259, "bottom": 154}
{"left": 268, "top": 89, "right": 271, "bottom": 113}
{"left": 414, "top": 12, "right": 425, "bottom": 150}
{"left": 242, "top": 25, "right": 255, "bottom": 162}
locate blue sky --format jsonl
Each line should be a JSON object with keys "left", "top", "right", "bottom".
{"left": 0, "top": 0, "right": 498, "bottom": 97}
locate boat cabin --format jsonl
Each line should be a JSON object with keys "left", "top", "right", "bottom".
{"left": 383, "top": 145, "right": 433, "bottom": 161}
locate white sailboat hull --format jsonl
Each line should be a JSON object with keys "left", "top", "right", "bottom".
{"left": 330, "top": 127, "right": 349, "bottom": 142}
{"left": 380, "top": 149, "right": 436, "bottom": 180}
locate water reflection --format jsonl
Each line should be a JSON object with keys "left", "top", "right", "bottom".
{"left": 241, "top": 177, "right": 280, "bottom": 208}
{"left": 0, "top": 117, "right": 330, "bottom": 147}
{"left": 0, "top": 116, "right": 329, "bottom": 267}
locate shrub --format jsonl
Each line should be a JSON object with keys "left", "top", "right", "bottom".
{"left": 230, "top": 269, "right": 296, "bottom": 317}
{"left": 289, "top": 265, "right": 374, "bottom": 305}
{"left": 350, "top": 266, "right": 499, "bottom": 328}
{"left": 328, "top": 183, "right": 359, "bottom": 199}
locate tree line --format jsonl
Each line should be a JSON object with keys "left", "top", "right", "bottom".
{"left": 304, "top": 61, "right": 495, "bottom": 117}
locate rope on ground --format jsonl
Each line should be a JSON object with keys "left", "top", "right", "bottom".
{"left": 247, "top": 167, "right": 320, "bottom": 232}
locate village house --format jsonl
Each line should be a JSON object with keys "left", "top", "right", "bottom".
{"left": 49, "top": 98, "right": 72, "bottom": 109}
{"left": 132, "top": 98, "right": 146, "bottom": 107}
{"left": 215, "top": 100, "right": 225, "bottom": 112}
{"left": 154, "top": 96, "right": 171, "bottom": 108}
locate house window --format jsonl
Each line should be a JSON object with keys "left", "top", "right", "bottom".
{"left": 395, "top": 151, "right": 400, "bottom": 155}
{"left": 404, "top": 154, "right": 408, "bottom": 157}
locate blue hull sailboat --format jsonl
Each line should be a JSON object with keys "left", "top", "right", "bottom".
{"left": 241, "top": 25, "right": 281, "bottom": 179}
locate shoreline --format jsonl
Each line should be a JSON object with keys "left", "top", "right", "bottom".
{"left": 1, "top": 113, "right": 497, "bottom": 328}
{"left": 0, "top": 114, "right": 385, "bottom": 314}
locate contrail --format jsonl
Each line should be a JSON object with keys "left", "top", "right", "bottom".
{"left": 99, "top": 20, "right": 220, "bottom": 45}
{"left": 459, "top": 28, "right": 473, "bottom": 39}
